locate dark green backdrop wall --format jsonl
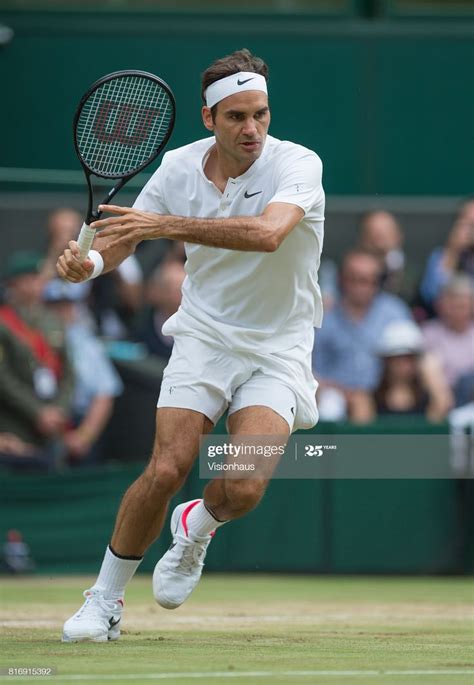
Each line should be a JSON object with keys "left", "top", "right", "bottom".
{"left": 1, "top": 462, "right": 470, "bottom": 575}
{"left": 0, "top": 10, "right": 473, "bottom": 195}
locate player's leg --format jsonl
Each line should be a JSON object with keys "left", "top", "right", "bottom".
{"left": 63, "top": 407, "right": 212, "bottom": 642}
{"left": 154, "top": 336, "right": 317, "bottom": 610}
{"left": 110, "top": 407, "right": 213, "bottom": 557}
{"left": 154, "top": 403, "right": 291, "bottom": 610}
{"left": 203, "top": 405, "right": 290, "bottom": 520}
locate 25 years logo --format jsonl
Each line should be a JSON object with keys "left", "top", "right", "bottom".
{"left": 305, "top": 445, "right": 324, "bottom": 457}
{"left": 304, "top": 444, "right": 337, "bottom": 457}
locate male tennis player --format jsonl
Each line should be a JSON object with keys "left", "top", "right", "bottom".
{"left": 58, "top": 48, "right": 325, "bottom": 642}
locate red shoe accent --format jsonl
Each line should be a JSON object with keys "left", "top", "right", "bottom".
{"left": 181, "top": 499, "right": 202, "bottom": 537}
{"left": 117, "top": 599, "right": 124, "bottom": 607}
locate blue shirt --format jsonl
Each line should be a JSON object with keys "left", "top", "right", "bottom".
{"left": 313, "top": 292, "right": 412, "bottom": 390}
{"left": 66, "top": 323, "right": 123, "bottom": 416}
{"left": 419, "top": 247, "right": 449, "bottom": 306}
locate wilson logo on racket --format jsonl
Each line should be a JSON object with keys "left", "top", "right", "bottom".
{"left": 93, "top": 101, "right": 160, "bottom": 147}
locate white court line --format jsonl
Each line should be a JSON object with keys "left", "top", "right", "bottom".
{"left": 1, "top": 669, "right": 473, "bottom": 680}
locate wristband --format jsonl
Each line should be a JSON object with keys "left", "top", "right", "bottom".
{"left": 85, "top": 250, "right": 104, "bottom": 280}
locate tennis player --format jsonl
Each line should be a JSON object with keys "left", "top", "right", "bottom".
{"left": 58, "top": 48, "right": 325, "bottom": 642}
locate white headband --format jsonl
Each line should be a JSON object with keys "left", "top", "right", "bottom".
{"left": 205, "top": 71, "right": 268, "bottom": 108}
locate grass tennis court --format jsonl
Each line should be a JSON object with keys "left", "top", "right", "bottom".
{"left": 0, "top": 575, "right": 473, "bottom": 685}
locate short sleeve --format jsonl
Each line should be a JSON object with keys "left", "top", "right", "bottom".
{"left": 268, "top": 148, "right": 324, "bottom": 219}
{"left": 133, "top": 154, "right": 171, "bottom": 214}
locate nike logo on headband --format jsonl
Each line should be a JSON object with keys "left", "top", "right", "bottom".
{"left": 237, "top": 77, "right": 255, "bottom": 86}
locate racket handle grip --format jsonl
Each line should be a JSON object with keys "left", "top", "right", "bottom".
{"left": 77, "top": 223, "right": 97, "bottom": 262}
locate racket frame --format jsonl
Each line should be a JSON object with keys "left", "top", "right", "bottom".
{"left": 72, "top": 69, "right": 176, "bottom": 259}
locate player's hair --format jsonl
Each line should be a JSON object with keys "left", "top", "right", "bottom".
{"left": 201, "top": 48, "right": 269, "bottom": 118}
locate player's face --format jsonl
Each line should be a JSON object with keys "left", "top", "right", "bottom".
{"left": 202, "top": 91, "right": 270, "bottom": 167}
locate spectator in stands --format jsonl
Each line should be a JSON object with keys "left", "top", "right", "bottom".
{"left": 0, "top": 432, "right": 36, "bottom": 456}
{"left": 419, "top": 198, "right": 474, "bottom": 308}
{"left": 135, "top": 260, "right": 185, "bottom": 361}
{"left": 0, "top": 432, "right": 40, "bottom": 470}
{"left": 351, "top": 320, "right": 452, "bottom": 423}
{"left": 44, "top": 279, "right": 123, "bottom": 464}
{"left": 43, "top": 208, "right": 85, "bottom": 280}
{"left": 0, "top": 433, "right": 46, "bottom": 471}
{"left": 44, "top": 207, "right": 145, "bottom": 338}
{"left": 422, "top": 276, "right": 474, "bottom": 406}
{"left": 319, "top": 210, "right": 412, "bottom": 312}
{"left": 313, "top": 249, "right": 412, "bottom": 421}
{"left": 43, "top": 209, "right": 95, "bottom": 327}
{"left": 91, "top": 252, "right": 144, "bottom": 340}
{"left": 2, "top": 529, "right": 35, "bottom": 574}
{"left": 357, "top": 210, "right": 415, "bottom": 301}
{"left": 0, "top": 252, "right": 73, "bottom": 466}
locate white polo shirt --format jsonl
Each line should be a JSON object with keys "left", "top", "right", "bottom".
{"left": 134, "top": 134, "right": 325, "bottom": 354}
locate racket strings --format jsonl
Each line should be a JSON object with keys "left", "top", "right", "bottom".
{"left": 76, "top": 75, "right": 173, "bottom": 177}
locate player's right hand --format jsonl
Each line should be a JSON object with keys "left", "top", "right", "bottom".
{"left": 56, "top": 240, "right": 94, "bottom": 283}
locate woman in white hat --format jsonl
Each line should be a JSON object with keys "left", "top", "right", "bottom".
{"left": 352, "top": 320, "right": 452, "bottom": 423}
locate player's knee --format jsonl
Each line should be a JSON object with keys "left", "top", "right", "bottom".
{"left": 224, "top": 479, "right": 266, "bottom": 513}
{"left": 145, "top": 459, "right": 187, "bottom": 496}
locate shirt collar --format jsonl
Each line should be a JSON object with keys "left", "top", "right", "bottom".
{"left": 198, "top": 135, "right": 271, "bottom": 184}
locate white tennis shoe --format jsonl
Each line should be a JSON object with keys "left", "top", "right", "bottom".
{"left": 62, "top": 589, "right": 123, "bottom": 642}
{"left": 153, "top": 500, "right": 215, "bottom": 609}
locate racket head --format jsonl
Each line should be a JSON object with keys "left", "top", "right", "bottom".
{"left": 73, "top": 70, "right": 176, "bottom": 181}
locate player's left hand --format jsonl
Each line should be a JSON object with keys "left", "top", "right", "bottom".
{"left": 91, "top": 205, "right": 164, "bottom": 246}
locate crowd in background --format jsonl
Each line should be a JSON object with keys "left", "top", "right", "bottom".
{"left": 0, "top": 199, "right": 473, "bottom": 470}
{"left": 314, "top": 200, "right": 474, "bottom": 422}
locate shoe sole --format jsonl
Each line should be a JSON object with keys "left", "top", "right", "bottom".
{"left": 62, "top": 628, "right": 120, "bottom": 643}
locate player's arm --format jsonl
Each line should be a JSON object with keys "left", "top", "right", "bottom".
{"left": 90, "top": 201, "right": 304, "bottom": 253}
{"left": 56, "top": 233, "right": 139, "bottom": 283}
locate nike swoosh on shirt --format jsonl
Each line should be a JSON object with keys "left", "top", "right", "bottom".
{"left": 244, "top": 190, "right": 263, "bottom": 199}
{"left": 237, "top": 78, "right": 254, "bottom": 85}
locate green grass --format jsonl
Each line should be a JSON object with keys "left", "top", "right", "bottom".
{"left": 0, "top": 575, "right": 473, "bottom": 685}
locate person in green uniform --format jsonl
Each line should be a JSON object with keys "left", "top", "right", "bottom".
{"left": 0, "top": 252, "right": 74, "bottom": 468}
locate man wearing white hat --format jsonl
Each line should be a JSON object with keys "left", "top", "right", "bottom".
{"left": 59, "top": 49, "right": 325, "bottom": 642}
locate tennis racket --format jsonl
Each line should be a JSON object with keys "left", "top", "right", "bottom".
{"left": 73, "top": 70, "right": 176, "bottom": 261}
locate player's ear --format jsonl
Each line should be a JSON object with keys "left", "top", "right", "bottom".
{"left": 202, "top": 106, "right": 214, "bottom": 132}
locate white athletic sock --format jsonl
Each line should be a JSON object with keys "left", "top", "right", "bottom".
{"left": 91, "top": 545, "right": 143, "bottom": 600}
{"left": 186, "top": 500, "right": 227, "bottom": 539}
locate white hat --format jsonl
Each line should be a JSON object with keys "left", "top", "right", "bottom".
{"left": 377, "top": 320, "right": 423, "bottom": 357}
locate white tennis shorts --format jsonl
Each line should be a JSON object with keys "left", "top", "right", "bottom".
{"left": 157, "top": 331, "right": 319, "bottom": 432}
